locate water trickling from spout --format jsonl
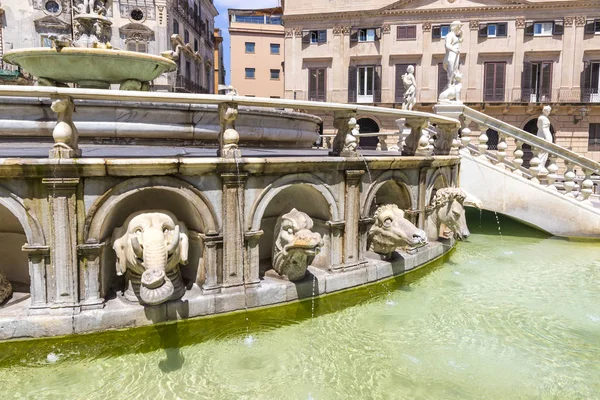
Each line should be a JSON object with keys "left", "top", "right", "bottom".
{"left": 494, "top": 211, "right": 505, "bottom": 248}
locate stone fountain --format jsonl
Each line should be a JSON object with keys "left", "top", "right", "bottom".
{"left": 1, "top": 1, "right": 176, "bottom": 90}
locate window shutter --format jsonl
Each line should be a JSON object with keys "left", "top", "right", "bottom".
{"left": 320, "top": 69, "right": 327, "bottom": 102}
{"left": 484, "top": 63, "right": 495, "bottom": 101}
{"left": 127, "top": 42, "right": 136, "bottom": 51}
{"left": 596, "top": 20, "right": 600, "bottom": 33}
{"left": 375, "top": 28, "right": 382, "bottom": 41}
{"left": 497, "top": 23, "right": 508, "bottom": 37}
{"left": 432, "top": 25, "right": 441, "bottom": 39}
{"left": 348, "top": 66, "right": 357, "bottom": 103}
{"left": 318, "top": 30, "right": 327, "bottom": 43}
{"left": 438, "top": 63, "right": 448, "bottom": 97}
{"left": 350, "top": 29, "right": 359, "bottom": 42}
{"left": 585, "top": 20, "right": 596, "bottom": 34}
{"left": 407, "top": 25, "right": 416, "bottom": 39}
{"left": 552, "top": 20, "right": 564, "bottom": 35}
{"left": 395, "top": 64, "right": 408, "bottom": 103}
{"left": 479, "top": 24, "right": 488, "bottom": 37}
{"left": 302, "top": 31, "right": 310, "bottom": 44}
{"left": 138, "top": 42, "right": 147, "bottom": 53}
{"left": 309, "top": 69, "right": 317, "bottom": 101}
{"left": 521, "top": 61, "right": 532, "bottom": 102}
{"left": 541, "top": 62, "right": 552, "bottom": 99}
{"left": 397, "top": 26, "right": 405, "bottom": 40}
{"left": 525, "top": 22, "right": 534, "bottom": 36}
{"left": 495, "top": 62, "right": 506, "bottom": 101}
{"left": 374, "top": 65, "right": 382, "bottom": 103}
{"left": 581, "top": 61, "right": 592, "bottom": 102}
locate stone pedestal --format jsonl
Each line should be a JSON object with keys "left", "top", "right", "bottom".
{"left": 77, "top": 242, "right": 105, "bottom": 309}
{"left": 22, "top": 244, "right": 50, "bottom": 308}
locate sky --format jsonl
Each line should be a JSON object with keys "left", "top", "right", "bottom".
{"left": 213, "top": 0, "right": 280, "bottom": 85}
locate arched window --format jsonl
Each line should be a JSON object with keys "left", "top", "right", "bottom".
{"left": 357, "top": 117, "right": 380, "bottom": 150}
{"left": 173, "top": 19, "right": 180, "bottom": 35}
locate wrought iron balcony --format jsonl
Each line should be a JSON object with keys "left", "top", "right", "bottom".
{"left": 172, "top": 74, "right": 208, "bottom": 94}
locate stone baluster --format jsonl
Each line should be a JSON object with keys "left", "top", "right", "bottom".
{"left": 218, "top": 102, "right": 241, "bottom": 158}
{"left": 496, "top": 133, "right": 508, "bottom": 166}
{"left": 512, "top": 139, "right": 524, "bottom": 175}
{"left": 563, "top": 161, "right": 578, "bottom": 197}
{"left": 580, "top": 169, "right": 594, "bottom": 203}
{"left": 477, "top": 124, "right": 489, "bottom": 159}
{"left": 546, "top": 154, "right": 559, "bottom": 190}
{"left": 331, "top": 111, "right": 358, "bottom": 157}
{"left": 528, "top": 146, "right": 542, "bottom": 184}
{"left": 49, "top": 96, "right": 81, "bottom": 159}
{"left": 460, "top": 127, "right": 472, "bottom": 150}
{"left": 403, "top": 117, "right": 431, "bottom": 156}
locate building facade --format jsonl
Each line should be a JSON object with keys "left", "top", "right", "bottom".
{"left": 0, "top": 0, "right": 218, "bottom": 92}
{"left": 213, "top": 27, "right": 225, "bottom": 93}
{"left": 229, "top": 7, "right": 284, "bottom": 98}
{"left": 283, "top": 0, "right": 600, "bottom": 159}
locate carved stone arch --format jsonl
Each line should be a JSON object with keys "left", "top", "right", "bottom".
{"left": 425, "top": 168, "right": 452, "bottom": 204}
{"left": 362, "top": 170, "right": 416, "bottom": 218}
{"left": 85, "top": 176, "right": 219, "bottom": 243}
{"left": 0, "top": 185, "right": 46, "bottom": 246}
{"left": 248, "top": 173, "right": 340, "bottom": 231}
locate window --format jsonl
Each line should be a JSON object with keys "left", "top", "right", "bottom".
{"left": 245, "top": 42, "right": 255, "bottom": 53}
{"left": 270, "top": 96, "right": 281, "bottom": 98}
{"left": 270, "top": 69, "right": 280, "bottom": 80}
{"left": 350, "top": 28, "right": 381, "bottom": 43}
{"left": 486, "top": 129, "right": 499, "bottom": 151}
{"left": 270, "top": 43, "right": 280, "bottom": 54}
{"left": 396, "top": 25, "right": 417, "bottom": 40}
{"left": 347, "top": 65, "right": 382, "bottom": 103}
{"left": 245, "top": 68, "right": 255, "bottom": 79}
{"left": 194, "top": 39, "right": 198, "bottom": 52}
{"left": 44, "top": 0, "right": 61, "bottom": 14}
{"left": 173, "top": 20, "right": 179, "bottom": 35}
{"left": 479, "top": 23, "right": 508, "bottom": 38}
{"left": 582, "top": 62, "right": 600, "bottom": 102}
{"left": 589, "top": 124, "right": 600, "bottom": 151}
{"left": 184, "top": 30, "right": 190, "bottom": 43}
{"left": 130, "top": 8, "right": 144, "bottom": 21}
{"left": 309, "top": 68, "right": 327, "bottom": 102}
{"left": 484, "top": 62, "right": 506, "bottom": 102}
{"left": 302, "top": 30, "right": 327, "bottom": 45}
{"left": 395, "top": 64, "right": 416, "bottom": 103}
{"left": 432, "top": 24, "right": 451, "bottom": 39}
{"left": 585, "top": 19, "right": 600, "bottom": 34}
{"left": 41, "top": 35, "right": 53, "bottom": 48}
{"left": 126, "top": 41, "right": 148, "bottom": 53}
{"left": 438, "top": 63, "right": 448, "bottom": 97}
{"left": 525, "top": 21, "right": 564, "bottom": 36}
{"left": 522, "top": 61, "right": 553, "bottom": 102}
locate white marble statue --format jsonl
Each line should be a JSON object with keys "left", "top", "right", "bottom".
{"left": 272, "top": 209, "right": 323, "bottom": 281}
{"left": 0, "top": 271, "right": 12, "bottom": 305}
{"left": 537, "top": 105, "right": 553, "bottom": 167}
{"left": 112, "top": 211, "right": 190, "bottom": 305}
{"left": 438, "top": 71, "right": 463, "bottom": 103}
{"left": 368, "top": 204, "right": 427, "bottom": 258}
{"left": 439, "top": 21, "right": 463, "bottom": 103}
{"left": 425, "top": 188, "right": 471, "bottom": 241}
{"left": 402, "top": 65, "right": 417, "bottom": 111}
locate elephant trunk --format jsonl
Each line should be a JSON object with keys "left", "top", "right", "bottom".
{"left": 139, "top": 230, "right": 174, "bottom": 305}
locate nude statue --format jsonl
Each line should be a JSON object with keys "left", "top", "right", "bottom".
{"left": 442, "top": 21, "right": 463, "bottom": 90}
{"left": 537, "top": 105, "right": 553, "bottom": 167}
{"left": 402, "top": 65, "right": 416, "bottom": 111}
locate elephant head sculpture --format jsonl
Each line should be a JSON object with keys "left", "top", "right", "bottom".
{"left": 426, "top": 188, "right": 470, "bottom": 240}
{"left": 112, "top": 211, "right": 189, "bottom": 305}
{"left": 368, "top": 204, "right": 428, "bottom": 258}
{"left": 272, "top": 209, "right": 323, "bottom": 281}
{"left": 0, "top": 271, "right": 12, "bottom": 305}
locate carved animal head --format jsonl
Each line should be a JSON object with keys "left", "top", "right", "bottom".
{"left": 112, "top": 211, "right": 189, "bottom": 305}
{"left": 0, "top": 271, "right": 12, "bottom": 305}
{"left": 368, "top": 204, "right": 428, "bottom": 257}
{"left": 430, "top": 188, "right": 470, "bottom": 240}
{"left": 273, "top": 209, "right": 323, "bottom": 281}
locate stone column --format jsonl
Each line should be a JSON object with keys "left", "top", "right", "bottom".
{"left": 330, "top": 110, "right": 358, "bottom": 157}
{"left": 43, "top": 178, "right": 80, "bottom": 307}
{"left": 201, "top": 233, "right": 222, "bottom": 294}
{"left": 244, "top": 230, "right": 263, "bottom": 287}
{"left": 358, "top": 217, "right": 374, "bottom": 260}
{"left": 327, "top": 221, "right": 345, "bottom": 270}
{"left": 77, "top": 242, "right": 105, "bottom": 309}
{"left": 221, "top": 173, "right": 246, "bottom": 289}
{"left": 417, "top": 168, "right": 428, "bottom": 230}
{"left": 22, "top": 244, "right": 50, "bottom": 308}
{"left": 343, "top": 170, "right": 364, "bottom": 267}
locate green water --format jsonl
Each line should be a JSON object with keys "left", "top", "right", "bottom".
{"left": 1, "top": 211, "right": 600, "bottom": 399}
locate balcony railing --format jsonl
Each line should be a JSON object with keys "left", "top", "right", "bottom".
{"left": 172, "top": 74, "right": 208, "bottom": 94}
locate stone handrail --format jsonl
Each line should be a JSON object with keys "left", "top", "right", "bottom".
{"left": 436, "top": 104, "right": 600, "bottom": 203}
{"left": 0, "top": 85, "right": 460, "bottom": 159}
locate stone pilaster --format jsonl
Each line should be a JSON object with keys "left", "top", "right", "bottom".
{"left": 358, "top": 217, "right": 374, "bottom": 261}
{"left": 77, "top": 243, "right": 105, "bottom": 309}
{"left": 326, "top": 220, "right": 345, "bottom": 270}
{"left": 221, "top": 173, "right": 246, "bottom": 289}
{"left": 417, "top": 169, "right": 428, "bottom": 230}
{"left": 343, "top": 170, "right": 364, "bottom": 266}
{"left": 244, "top": 230, "right": 263, "bottom": 287}
{"left": 43, "top": 178, "right": 80, "bottom": 307}
{"left": 201, "top": 233, "right": 222, "bottom": 294}
{"left": 22, "top": 244, "right": 50, "bottom": 308}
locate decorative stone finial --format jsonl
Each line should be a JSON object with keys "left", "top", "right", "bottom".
{"left": 49, "top": 96, "right": 81, "bottom": 159}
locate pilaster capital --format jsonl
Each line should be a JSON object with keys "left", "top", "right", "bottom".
{"left": 285, "top": 28, "right": 294, "bottom": 38}
{"left": 469, "top": 20, "right": 479, "bottom": 30}
{"left": 382, "top": 23, "right": 391, "bottom": 34}
{"left": 515, "top": 17, "right": 526, "bottom": 29}
{"left": 564, "top": 16, "right": 575, "bottom": 27}
{"left": 326, "top": 220, "right": 346, "bottom": 231}
{"left": 294, "top": 28, "right": 303, "bottom": 36}
{"left": 77, "top": 242, "right": 105, "bottom": 256}
{"left": 221, "top": 173, "right": 247, "bottom": 187}
{"left": 422, "top": 22, "right": 432, "bottom": 32}
{"left": 575, "top": 16, "right": 586, "bottom": 27}
{"left": 42, "top": 177, "right": 80, "bottom": 191}
{"left": 22, "top": 244, "right": 50, "bottom": 256}
{"left": 245, "top": 230, "right": 264, "bottom": 243}
{"left": 345, "top": 169, "right": 365, "bottom": 182}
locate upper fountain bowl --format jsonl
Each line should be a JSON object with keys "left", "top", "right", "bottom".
{"left": 2, "top": 47, "right": 177, "bottom": 90}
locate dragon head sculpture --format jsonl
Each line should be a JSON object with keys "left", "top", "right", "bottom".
{"left": 368, "top": 204, "right": 428, "bottom": 257}
{"left": 272, "top": 209, "right": 323, "bottom": 281}
{"left": 112, "top": 210, "right": 189, "bottom": 305}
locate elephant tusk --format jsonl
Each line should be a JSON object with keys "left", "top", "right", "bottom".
{"left": 167, "top": 225, "right": 180, "bottom": 254}
{"left": 131, "top": 236, "right": 143, "bottom": 259}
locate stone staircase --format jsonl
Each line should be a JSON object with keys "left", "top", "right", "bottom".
{"left": 436, "top": 105, "right": 600, "bottom": 238}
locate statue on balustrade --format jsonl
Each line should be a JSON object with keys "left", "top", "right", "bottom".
{"left": 537, "top": 105, "right": 553, "bottom": 168}
{"left": 425, "top": 188, "right": 471, "bottom": 241}
{"left": 402, "top": 65, "right": 417, "bottom": 111}
{"left": 439, "top": 21, "right": 463, "bottom": 103}
{"left": 368, "top": 204, "right": 427, "bottom": 259}
{"left": 112, "top": 211, "right": 190, "bottom": 305}
{"left": 0, "top": 271, "right": 12, "bottom": 305}
{"left": 272, "top": 209, "right": 323, "bottom": 282}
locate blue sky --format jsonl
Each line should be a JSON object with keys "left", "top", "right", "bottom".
{"left": 214, "top": 0, "right": 279, "bottom": 85}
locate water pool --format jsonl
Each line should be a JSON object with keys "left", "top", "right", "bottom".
{"left": 1, "top": 212, "right": 599, "bottom": 399}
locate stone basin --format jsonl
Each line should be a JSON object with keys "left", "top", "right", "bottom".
{"left": 2, "top": 47, "right": 177, "bottom": 90}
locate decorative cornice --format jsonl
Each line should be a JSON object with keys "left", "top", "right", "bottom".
{"left": 575, "top": 16, "right": 587, "bottom": 27}
{"left": 469, "top": 20, "right": 479, "bottom": 30}
{"left": 515, "top": 17, "right": 526, "bottom": 29}
{"left": 422, "top": 22, "right": 432, "bottom": 32}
